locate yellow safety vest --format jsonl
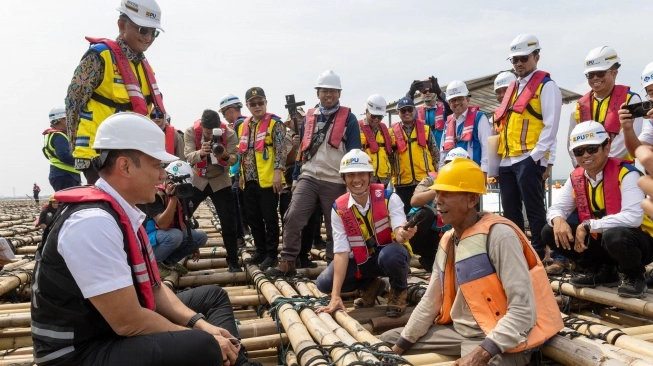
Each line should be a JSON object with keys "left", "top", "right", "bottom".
{"left": 391, "top": 124, "right": 435, "bottom": 185}
{"left": 237, "top": 117, "right": 280, "bottom": 188}
{"left": 497, "top": 83, "right": 546, "bottom": 158}
{"left": 73, "top": 44, "right": 152, "bottom": 160}
{"left": 360, "top": 127, "right": 394, "bottom": 181}
{"left": 43, "top": 131, "right": 80, "bottom": 174}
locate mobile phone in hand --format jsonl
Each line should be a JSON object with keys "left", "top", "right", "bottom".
{"left": 625, "top": 101, "right": 653, "bottom": 118}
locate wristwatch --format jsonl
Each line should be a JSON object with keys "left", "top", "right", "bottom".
{"left": 186, "top": 313, "right": 206, "bottom": 328}
{"left": 581, "top": 220, "right": 591, "bottom": 234}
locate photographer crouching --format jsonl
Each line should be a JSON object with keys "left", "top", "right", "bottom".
{"left": 140, "top": 161, "right": 208, "bottom": 277}
{"left": 184, "top": 109, "right": 242, "bottom": 272}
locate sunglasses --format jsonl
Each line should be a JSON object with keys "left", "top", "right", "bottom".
{"left": 572, "top": 140, "right": 608, "bottom": 157}
{"left": 128, "top": 20, "right": 160, "bottom": 38}
{"left": 585, "top": 70, "right": 609, "bottom": 79}
{"left": 370, "top": 114, "right": 384, "bottom": 120}
{"left": 248, "top": 101, "right": 265, "bottom": 107}
{"left": 510, "top": 55, "right": 531, "bottom": 64}
{"left": 150, "top": 111, "right": 163, "bottom": 119}
{"left": 399, "top": 107, "right": 414, "bottom": 114}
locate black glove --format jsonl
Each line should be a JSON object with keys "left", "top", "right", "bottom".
{"left": 430, "top": 76, "right": 442, "bottom": 97}
{"left": 408, "top": 80, "right": 420, "bottom": 99}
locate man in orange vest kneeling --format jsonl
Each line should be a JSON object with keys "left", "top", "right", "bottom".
{"left": 381, "top": 158, "right": 562, "bottom": 365}
{"left": 315, "top": 149, "right": 417, "bottom": 318}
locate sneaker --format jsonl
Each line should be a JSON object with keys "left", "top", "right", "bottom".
{"left": 157, "top": 263, "right": 171, "bottom": 278}
{"left": 265, "top": 260, "right": 297, "bottom": 277}
{"left": 228, "top": 261, "right": 243, "bottom": 273}
{"left": 169, "top": 262, "right": 189, "bottom": 275}
{"left": 296, "top": 256, "right": 318, "bottom": 269}
{"left": 259, "top": 257, "right": 278, "bottom": 272}
{"left": 618, "top": 273, "right": 647, "bottom": 298}
{"left": 353, "top": 278, "right": 387, "bottom": 309}
{"left": 386, "top": 288, "right": 408, "bottom": 317}
{"left": 545, "top": 260, "right": 569, "bottom": 276}
{"left": 570, "top": 264, "right": 620, "bottom": 288}
{"left": 244, "top": 253, "right": 266, "bottom": 265}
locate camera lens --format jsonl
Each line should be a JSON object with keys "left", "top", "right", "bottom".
{"left": 212, "top": 143, "right": 225, "bottom": 155}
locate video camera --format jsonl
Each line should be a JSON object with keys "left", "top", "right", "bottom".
{"left": 211, "top": 128, "right": 225, "bottom": 155}
{"left": 167, "top": 173, "right": 194, "bottom": 199}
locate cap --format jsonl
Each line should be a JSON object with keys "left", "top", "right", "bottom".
{"left": 396, "top": 97, "right": 415, "bottom": 110}
{"left": 245, "top": 87, "right": 266, "bottom": 102}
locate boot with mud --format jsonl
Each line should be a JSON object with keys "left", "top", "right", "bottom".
{"left": 265, "top": 259, "right": 297, "bottom": 277}
{"left": 386, "top": 288, "right": 407, "bottom": 317}
{"left": 353, "top": 277, "right": 387, "bottom": 309}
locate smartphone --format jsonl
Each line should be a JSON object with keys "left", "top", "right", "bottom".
{"left": 416, "top": 80, "right": 432, "bottom": 93}
{"left": 625, "top": 101, "right": 653, "bottom": 118}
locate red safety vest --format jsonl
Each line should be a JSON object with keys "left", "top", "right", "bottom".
{"left": 417, "top": 103, "right": 445, "bottom": 130}
{"left": 494, "top": 71, "right": 549, "bottom": 122}
{"left": 578, "top": 85, "right": 630, "bottom": 136}
{"left": 443, "top": 106, "right": 479, "bottom": 151}
{"left": 359, "top": 120, "right": 392, "bottom": 155}
{"left": 335, "top": 184, "right": 392, "bottom": 265}
{"left": 392, "top": 119, "right": 427, "bottom": 152}
{"left": 54, "top": 186, "right": 159, "bottom": 310}
{"left": 164, "top": 125, "right": 176, "bottom": 155}
{"left": 570, "top": 157, "right": 630, "bottom": 222}
{"left": 301, "top": 107, "right": 350, "bottom": 153}
{"left": 238, "top": 113, "right": 273, "bottom": 153}
{"left": 193, "top": 120, "right": 229, "bottom": 174}
{"left": 154, "top": 185, "right": 185, "bottom": 230}
{"left": 85, "top": 37, "right": 165, "bottom": 115}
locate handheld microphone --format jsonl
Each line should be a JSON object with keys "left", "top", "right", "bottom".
{"left": 405, "top": 208, "right": 429, "bottom": 229}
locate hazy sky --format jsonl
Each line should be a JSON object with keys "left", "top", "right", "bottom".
{"left": 1, "top": 0, "right": 651, "bottom": 197}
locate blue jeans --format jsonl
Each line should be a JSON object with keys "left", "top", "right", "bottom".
{"left": 316, "top": 243, "right": 410, "bottom": 293}
{"left": 153, "top": 228, "right": 208, "bottom": 264}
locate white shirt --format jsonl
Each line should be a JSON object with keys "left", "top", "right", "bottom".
{"left": 439, "top": 108, "right": 490, "bottom": 172}
{"left": 331, "top": 192, "right": 406, "bottom": 256}
{"left": 500, "top": 70, "right": 562, "bottom": 167}
{"left": 546, "top": 168, "right": 645, "bottom": 232}
{"left": 638, "top": 119, "right": 653, "bottom": 145}
{"left": 56, "top": 178, "right": 146, "bottom": 299}
{"left": 567, "top": 94, "right": 643, "bottom": 166}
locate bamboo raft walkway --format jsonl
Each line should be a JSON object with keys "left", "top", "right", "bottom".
{"left": 3, "top": 199, "right": 653, "bottom": 364}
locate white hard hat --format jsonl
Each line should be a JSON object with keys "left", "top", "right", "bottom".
{"left": 444, "top": 147, "right": 470, "bottom": 162}
{"left": 165, "top": 160, "right": 193, "bottom": 184}
{"left": 117, "top": 0, "right": 164, "bottom": 30}
{"left": 508, "top": 34, "right": 541, "bottom": 58}
{"left": 641, "top": 62, "right": 653, "bottom": 89}
{"left": 584, "top": 46, "right": 620, "bottom": 73}
{"left": 339, "top": 149, "right": 374, "bottom": 174}
{"left": 366, "top": 94, "right": 386, "bottom": 115}
{"left": 445, "top": 80, "right": 469, "bottom": 101}
{"left": 315, "top": 70, "right": 342, "bottom": 90}
{"left": 93, "top": 112, "right": 178, "bottom": 163}
{"left": 568, "top": 121, "right": 609, "bottom": 151}
{"left": 219, "top": 94, "right": 243, "bottom": 111}
{"left": 48, "top": 106, "right": 66, "bottom": 123}
{"left": 494, "top": 71, "right": 517, "bottom": 91}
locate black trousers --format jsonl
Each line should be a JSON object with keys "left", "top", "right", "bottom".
{"left": 190, "top": 185, "right": 239, "bottom": 264}
{"left": 407, "top": 207, "right": 440, "bottom": 272}
{"left": 75, "top": 286, "right": 248, "bottom": 366}
{"left": 50, "top": 174, "right": 81, "bottom": 192}
{"left": 541, "top": 224, "right": 653, "bottom": 276}
{"left": 244, "top": 181, "right": 279, "bottom": 259}
{"left": 395, "top": 185, "right": 417, "bottom": 215}
{"left": 231, "top": 176, "right": 248, "bottom": 238}
{"left": 499, "top": 157, "right": 547, "bottom": 259}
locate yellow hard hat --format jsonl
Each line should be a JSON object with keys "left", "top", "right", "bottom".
{"left": 49, "top": 195, "right": 57, "bottom": 202}
{"left": 430, "top": 158, "right": 487, "bottom": 194}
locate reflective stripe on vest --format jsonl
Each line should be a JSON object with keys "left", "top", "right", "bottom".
{"left": 577, "top": 85, "right": 630, "bottom": 136}
{"left": 417, "top": 103, "right": 445, "bottom": 130}
{"left": 43, "top": 129, "right": 79, "bottom": 174}
{"left": 494, "top": 71, "right": 549, "bottom": 121}
{"left": 237, "top": 115, "right": 280, "bottom": 188}
{"left": 334, "top": 184, "right": 392, "bottom": 265}
{"left": 193, "top": 120, "right": 228, "bottom": 172}
{"left": 443, "top": 106, "right": 479, "bottom": 151}
{"left": 435, "top": 214, "right": 563, "bottom": 353}
{"left": 53, "top": 186, "right": 159, "bottom": 310}
{"left": 301, "top": 107, "right": 350, "bottom": 152}
{"left": 570, "top": 157, "right": 627, "bottom": 222}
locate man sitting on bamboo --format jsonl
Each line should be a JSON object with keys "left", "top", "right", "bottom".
{"left": 381, "top": 158, "right": 562, "bottom": 366}
{"left": 315, "top": 149, "right": 417, "bottom": 318}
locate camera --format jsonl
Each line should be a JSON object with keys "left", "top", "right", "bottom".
{"left": 167, "top": 173, "right": 194, "bottom": 199}
{"left": 625, "top": 101, "right": 653, "bottom": 118}
{"left": 211, "top": 128, "right": 225, "bottom": 155}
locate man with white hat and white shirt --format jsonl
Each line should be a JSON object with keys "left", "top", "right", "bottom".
{"left": 493, "top": 34, "right": 562, "bottom": 260}
{"left": 359, "top": 94, "right": 394, "bottom": 186}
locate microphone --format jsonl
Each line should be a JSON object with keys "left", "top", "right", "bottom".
{"left": 405, "top": 208, "right": 429, "bottom": 229}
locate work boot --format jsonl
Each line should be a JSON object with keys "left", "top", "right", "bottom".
{"left": 545, "top": 260, "right": 569, "bottom": 276}
{"left": 570, "top": 264, "right": 620, "bottom": 288}
{"left": 157, "top": 263, "right": 171, "bottom": 278}
{"left": 244, "top": 253, "right": 266, "bottom": 265}
{"left": 386, "top": 288, "right": 408, "bottom": 317}
{"left": 265, "top": 260, "right": 297, "bottom": 277}
{"left": 353, "top": 277, "right": 386, "bottom": 309}
{"left": 296, "top": 255, "right": 318, "bottom": 269}
{"left": 228, "top": 261, "right": 243, "bottom": 273}
{"left": 618, "top": 273, "right": 647, "bottom": 298}
{"left": 259, "top": 257, "right": 278, "bottom": 272}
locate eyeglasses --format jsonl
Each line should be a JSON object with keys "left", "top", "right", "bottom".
{"left": 572, "top": 140, "right": 608, "bottom": 157}
{"left": 399, "top": 107, "right": 414, "bottom": 114}
{"left": 248, "top": 101, "right": 266, "bottom": 107}
{"left": 128, "top": 20, "right": 160, "bottom": 38}
{"left": 585, "top": 70, "right": 609, "bottom": 79}
{"left": 370, "top": 114, "right": 384, "bottom": 120}
{"left": 150, "top": 110, "right": 163, "bottom": 119}
{"left": 510, "top": 55, "right": 530, "bottom": 64}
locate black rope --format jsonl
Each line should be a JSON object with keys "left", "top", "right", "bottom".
{"left": 561, "top": 315, "right": 626, "bottom": 343}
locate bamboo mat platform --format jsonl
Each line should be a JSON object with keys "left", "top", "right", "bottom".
{"left": 3, "top": 199, "right": 653, "bottom": 365}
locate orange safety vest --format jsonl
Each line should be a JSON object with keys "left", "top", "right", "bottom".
{"left": 417, "top": 103, "right": 445, "bottom": 130}
{"left": 577, "top": 85, "right": 629, "bottom": 136}
{"left": 442, "top": 106, "right": 479, "bottom": 151}
{"left": 164, "top": 125, "right": 176, "bottom": 155}
{"left": 494, "top": 71, "right": 549, "bottom": 123}
{"left": 359, "top": 120, "right": 392, "bottom": 155}
{"left": 238, "top": 113, "right": 273, "bottom": 153}
{"left": 435, "top": 214, "right": 562, "bottom": 353}
{"left": 301, "top": 107, "right": 350, "bottom": 153}
{"left": 392, "top": 119, "right": 427, "bottom": 152}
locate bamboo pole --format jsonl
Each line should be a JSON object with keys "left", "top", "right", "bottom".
{"left": 285, "top": 350, "right": 299, "bottom": 366}
{"left": 240, "top": 333, "right": 288, "bottom": 351}
{"left": 0, "top": 336, "right": 32, "bottom": 351}
{"left": 600, "top": 308, "right": 653, "bottom": 327}
{"left": 2, "top": 260, "right": 30, "bottom": 272}
{"left": 229, "top": 294, "right": 267, "bottom": 307}
{"left": 0, "top": 314, "right": 30, "bottom": 328}
{"left": 402, "top": 354, "right": 457, "bottom": 365}
{"left": 0, "top": 262, "right": 34, "bottom": 297}
{"left": 15, "top": 247, "right": 36, "bottom": 255}
{"left": 0, "top": 303, "right": 30, "bottom": 311}
{"left": 0, "top": 358, "right": 33, "bottom": 366}
{"left": 551, "top": 280, "right": 653, "bottom": 318}
{"left": 237, "top": 320, "right": 279, "bottom": 339}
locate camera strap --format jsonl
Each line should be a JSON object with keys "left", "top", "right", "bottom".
{"left": 305, "top": 113, "right": 336, "bottom": 160}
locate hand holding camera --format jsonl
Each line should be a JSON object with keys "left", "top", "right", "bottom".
{"left": 211, "top": 128, "right": 226, "bottom": 157}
